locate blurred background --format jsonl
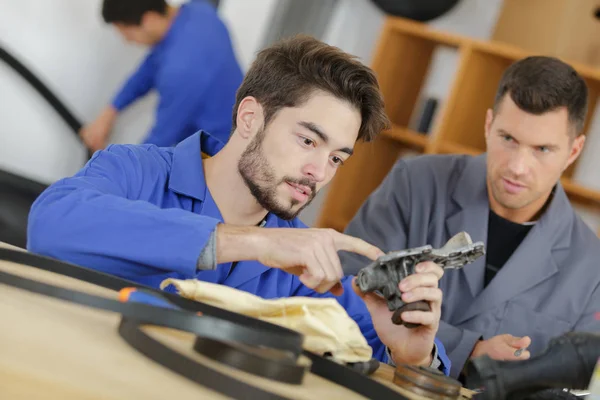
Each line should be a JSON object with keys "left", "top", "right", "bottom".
{"left": 2, "top": 0, "right": 600, "bottom": 247}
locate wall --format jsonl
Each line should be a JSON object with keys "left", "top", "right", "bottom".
{"left": 218, "top": 0, "right": 280, "bottom": 70}
{"left": 0, "top": 0, "right": 156, "bottom": 185}
{"left": 0, "top": 0, "right": 280, "bottom": 186}
{"left": 3, "top": 0, "right": 599, "bottom": 230}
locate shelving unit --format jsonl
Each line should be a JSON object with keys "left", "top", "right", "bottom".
{"left": 315, "top": 16, "right": 600, "bottom": 235}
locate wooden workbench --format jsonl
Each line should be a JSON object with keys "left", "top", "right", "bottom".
{"left": 0, "top": 243, "right": 473, "bottom": 399}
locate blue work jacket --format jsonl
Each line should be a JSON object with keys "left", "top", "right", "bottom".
{"left": 27, "top": 131, "right": 450, "bottom": 374}
{"left": 112, "top": 1, "right": 242, "bottom": 146}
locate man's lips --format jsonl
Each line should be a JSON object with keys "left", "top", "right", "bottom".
{"left": 286, "top": 181, "right": 312, "bottom": 196}
{"left": 503, "top": 177, "right": 526, "bottom": 188}
{"left": 502, "top": 177, "right": 526, "bottom": 194}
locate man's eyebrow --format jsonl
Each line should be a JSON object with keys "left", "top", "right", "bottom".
{"left": 298, "top": 121, "right": 354, "bottom": 156}
{"left": 299, "top": 121, "right": 328, "bottom": 143}
{"left": 498, "top": 128, "right": 558, "bottom": 150}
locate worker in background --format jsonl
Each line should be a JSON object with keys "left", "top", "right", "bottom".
{"left": 339, "top": 56, "right": 600, "bottom": 378}
{"left": 80, "top": 0, "right": 243, "bottom": 150}
{"left": 28, "top": 35, "right": 452, "bottom": 375}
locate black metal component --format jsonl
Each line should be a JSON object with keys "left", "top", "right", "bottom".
{"left": 465, "top": 332, "right": 600, "bottom": 400}
{"left": 357, "top": 232, "right": 485, "bottom": 328}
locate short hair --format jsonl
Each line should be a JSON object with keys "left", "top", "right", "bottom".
{"left": 102, "top": 0, "right": 167, "bottom": 25}
{"left": 232, "top": 35, "right": 390, "bottom": 142}
{"left": 493, "top": 56, "right": 589, "bottom": 136}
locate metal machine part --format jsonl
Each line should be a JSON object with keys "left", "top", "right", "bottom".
{"left": 465, "top": 332, "right": 600, "bottom": 400}
{"left": 393, "top": 364, "right": 463, "bottom": 400}
{"left": 356, "top": 232, "right": 485, "bottom": 328}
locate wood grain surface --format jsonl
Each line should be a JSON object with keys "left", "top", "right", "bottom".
{"left": 0, "top": 243, "right": 472, "bottom": 399}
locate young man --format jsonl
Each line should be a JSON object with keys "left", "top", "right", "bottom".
{"left": 340, "top": 56, "right": 600, "bottom": 378}
{"left": 80, "top": 0, "right": 243, "bottom": 150}
{"left": 28, "top": 35, "right": 451, "bottom": 374}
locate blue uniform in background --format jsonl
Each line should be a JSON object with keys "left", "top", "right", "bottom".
{"left": 112, "top": 1, "right": 243, "bottom": 146}
{"left": 27, "top": 131, "right": 451, "bottom": 374}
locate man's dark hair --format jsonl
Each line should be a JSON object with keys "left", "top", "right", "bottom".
{"left": 232, "top": 34, "right": 390, "bottom": 142}
{"left": 494, "top": 56, "right": 589, "bottom": 136}
{"left": 102, "top": 0, "right": 167, "bottom": 25}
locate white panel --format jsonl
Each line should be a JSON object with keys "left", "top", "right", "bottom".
{"left": 218, "top": 0, "right": 280, "bottom": 70}
{"left": 0, "top": 0, "right": 156, "bottom": 184}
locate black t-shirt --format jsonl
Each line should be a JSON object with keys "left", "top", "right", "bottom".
{"left": 484, "top": 210, "right": 534, "bottom": 286}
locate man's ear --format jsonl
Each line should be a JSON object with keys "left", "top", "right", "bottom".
{"left": 140, "top": 11, "right": 161, "bottom": 28}
{"left": 235, "top": 97, "right": 264, "bottom": 139}
{"left": 565, "top": 134, "right": 586, "bottom": 170}
{"left": 484, "top": 108, "right": 494, "bottom": 143}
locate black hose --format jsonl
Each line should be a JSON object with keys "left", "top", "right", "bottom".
{"left": 0, "top": 43, "right": 89, "bottom": 247}
{"left": 0, "top": 45, "right": 83, "bottom": 135}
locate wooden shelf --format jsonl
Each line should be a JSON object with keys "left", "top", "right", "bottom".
{"left": 561, "top": 179, "right": 600, "bottom": 209}
{"left": 385, "top": 17, "right": 463, "bottom": 48}
{"left": 384, "top": 16, "right": 600, "bottom": 81}
{"left": 437, "top": 142, "right": 482, "bottom": 156}
{"left": 382, "top": 126, "right": 429, "bottom": 150}
{"left": 316, "top": 16, "right": 600, "bottom": 236}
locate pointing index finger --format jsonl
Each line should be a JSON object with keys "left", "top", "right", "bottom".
{"left": 333, "top": 232, "right": 384, "bottom": 261}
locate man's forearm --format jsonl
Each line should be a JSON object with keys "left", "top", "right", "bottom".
{"left": 215, "top": 224, "right": 264, "bottom": 264}
{"left": 197, "top": 224, "right": 263, "bottom": 270}
{"left": 112, "top": 53, "right": 156, "bottom": 111}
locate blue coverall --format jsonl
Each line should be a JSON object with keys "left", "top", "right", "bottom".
{"left": 27, "top": 131, "right": 451, "bottom": 374}
{"left": 111, "top": 1, "right": 243, "bottom": 145}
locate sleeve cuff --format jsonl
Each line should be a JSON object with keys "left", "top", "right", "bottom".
{"left": 196, "top": 229, "right": 217, "bottom": 271}
{"left": 385, "top": 343, "right": 441, "bottom": 370}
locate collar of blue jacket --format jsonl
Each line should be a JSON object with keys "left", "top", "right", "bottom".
{"left": 168, "top": 129, "right": 225, "bottom": 202}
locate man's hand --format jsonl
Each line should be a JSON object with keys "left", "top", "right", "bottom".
{"left": 471, "top": 334, "right": 531, "bottom": 361}
{"left": 80, "top": 106, "right": 118, "bottom": 152}
{"left": 216, "top": 225, "right": 383, "bottom": 295}
{"left": 353, "top": 261, "right": 444, "bottom": 366}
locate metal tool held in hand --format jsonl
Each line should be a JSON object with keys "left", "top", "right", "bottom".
{"left": 356, "top": 232, "right": 485, "bottom": 328}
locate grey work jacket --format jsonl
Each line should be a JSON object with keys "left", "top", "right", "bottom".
{"left": 340, "top": 154, "right": 600, "bottom": 378}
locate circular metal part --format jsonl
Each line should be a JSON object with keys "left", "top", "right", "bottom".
{"left": 393, "top": 364, "right": 462, "bottom": 400}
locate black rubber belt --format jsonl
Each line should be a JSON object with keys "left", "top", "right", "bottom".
{"left": 0, "top": 248, "right": 410, "bottom": 399}
{"left": 304, "top": 351, "right": 410, "bottom": 400}
{"left": 0, "top": 248, "right": 302, "bottom": 355}
{"left": 121, "top": 318, "right": 410, "bottom": 400}
{"left": 121, "top": 315, "right": 411, "bottom": 400}
{"left": 0, "top": 45, "right": 94, "bottom": 160}
{"left": 0, "top": 46, "right": 82, "bottom": 133}
{"left": 119, "top": 318, "right": 295, "bottom": 400}
{"left": 0, "top": 261, "right": 308, "bottom": 389}
{"left": 0, "top": 249, "right": 307, "bottom": 385}
{"left": 193, "top": 336, "right": 307, "bottom": 384}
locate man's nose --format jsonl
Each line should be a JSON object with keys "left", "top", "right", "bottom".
{"left": 302, "top": 158, "right": 327, "bottom": 183}
{"left": 507, "top": 149, "right": 529, "bottom": 176}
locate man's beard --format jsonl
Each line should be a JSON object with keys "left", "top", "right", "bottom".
{"left": 238, "top": 129, "right": 316, "bottom": 220}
